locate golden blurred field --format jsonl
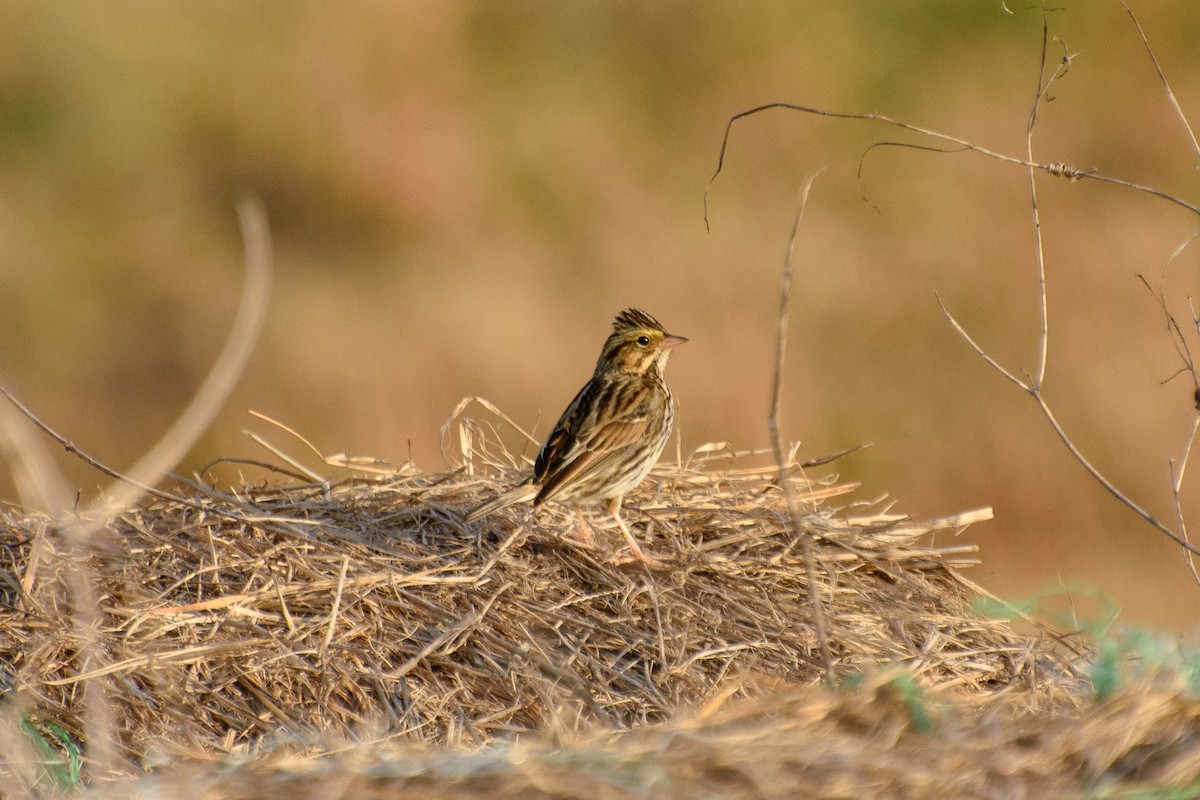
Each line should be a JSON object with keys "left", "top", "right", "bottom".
{"left": 2, "top": 2, "right": 1199, "bottom": 632}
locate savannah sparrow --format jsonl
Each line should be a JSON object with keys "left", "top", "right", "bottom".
{"left": 465, "top": 308, "right": 686, "bottom": 564}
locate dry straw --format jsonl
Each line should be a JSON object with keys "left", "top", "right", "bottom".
{"left": 85, "top": 670, "right": 1200, "bottom": 800}
{"left": 0, "top": 401, "right": 1081, "bottom": 784}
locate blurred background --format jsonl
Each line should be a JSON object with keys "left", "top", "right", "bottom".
{"left": 1, "top": 2, "right": 1198, "bottom": 632}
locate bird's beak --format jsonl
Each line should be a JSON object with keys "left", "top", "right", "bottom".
{"left": 662, "top": 333, "right": 688, "bottom": 350}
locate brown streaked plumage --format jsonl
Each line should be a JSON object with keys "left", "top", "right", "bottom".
{"left": 465, "top": 308, "right": 686, "bottom": 564}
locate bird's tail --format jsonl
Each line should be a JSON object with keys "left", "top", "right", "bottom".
{"left": 463, "top": 482, "right": 538, "bottom": 522}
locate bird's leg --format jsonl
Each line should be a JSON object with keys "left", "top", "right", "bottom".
{"left": 572, "top": 503, "right": 596, "bottom": 547}
{"left": 607, "top": 496, "right": 662, "bottom": 565}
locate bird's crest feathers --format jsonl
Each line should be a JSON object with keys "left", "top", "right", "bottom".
{"left": 612, "top": 308, "right": 665, "bottom": 335}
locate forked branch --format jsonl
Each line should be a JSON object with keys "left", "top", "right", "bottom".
{"left": 706, "top": 3, "right": 1200, "bottom": 573}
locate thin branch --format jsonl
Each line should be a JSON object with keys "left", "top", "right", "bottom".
{"left": 0, "top": 386, "right": 277, "bottom": 525}
{"left": 194, "top": 456, "right": 314, "bottom": 485}
{"left": 704, "top": 0, "right": 1200, "bottom": 585}
{"left": 766, "top": 168, "right": 834, "bottom": 681}
{"left": 1024, "top": 6, "right": 1072, "bottom": 389}
{"left": 0, "top": 391, "right": 74, "bottom": 515}
{"left": 0, "top": 386, "right": 188, "bottom": 508}
{"left": 1138, "top": 271, "right": 1200, "bottom": 399}
{"left": 244, "top": 431, "right": 328, "bottom": 484}
{"left": 1120, "top": 0, "right": 1200, "bottom": 164}
{"left": 856, "top": 141, "right": 970, "bottom": 212}
{"left": 1031, "top": 393, "right": 1200, "bottom": 556}
{"left": 1171, "top": 414, "right": 1200, "bottom": 582}
{"left": 1175, "top": 414, "right": 1200, "bottom": 496}
{"left": 932, "top": 6, "right": 1200, "bottom": 569}
{"left": 934, "top": 293, "right": 1031, "bottom": 391}
{"left": 704, "top": 102, "right": 1200, "bottom": 234}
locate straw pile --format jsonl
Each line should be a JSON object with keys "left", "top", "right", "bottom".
{"left": 0, "top": 409, "right": 1085, "bottom": 789}
{"left": 87, "top": 670, "right": 1200, "bottom": 800}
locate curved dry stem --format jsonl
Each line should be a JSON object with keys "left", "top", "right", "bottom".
{"left": 249, "top": 410, "right": 333, "bottom": 470}
{"left": 440, "top": 396, "right": 543, "bottom": 473}
{"left": 0, "top": 200, "right": 274, "bottom": 785}
{"left": 766, "top": 168, "right": 834, "bottom": 681}
{"left": 89, "top": 199, "right": 274, "bottom": 525}
{"left": 704, "top": 103, "right": 1200, "bottom": 233}
{"left": 856, "top": 141, "right": 970, "bottom": 212}
{"left": 0, "top": 387, "right": 253, "bottom": 521}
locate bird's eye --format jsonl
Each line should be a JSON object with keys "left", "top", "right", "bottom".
{"left": 636, "top": 335, "right": 651, "bottom": 346}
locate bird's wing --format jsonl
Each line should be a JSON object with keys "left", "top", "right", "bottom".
{"left": 532, "top": 382, "right": 592, "bottom": 484}
{"left": 534, "top": 378, "right": 651, "bottom": 504}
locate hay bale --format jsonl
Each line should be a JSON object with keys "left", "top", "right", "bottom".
{"left": 87, "top": 671, "right": 1200, "bottom": 800}
{"left": 0, "top": 423, "right": 1078, "bottom": 776}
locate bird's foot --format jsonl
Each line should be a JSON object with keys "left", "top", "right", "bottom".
{"left": 612, "top": 546, "right": 670, "bottom": 569}
{"left": 572, "top": 504, "right": 597, "bottom": 547}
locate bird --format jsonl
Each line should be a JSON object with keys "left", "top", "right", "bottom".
{"left": 465, "top": 308, "right": 686, "bottom": 564}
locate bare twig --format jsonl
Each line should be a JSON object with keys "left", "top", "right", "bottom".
{"left": 957, "top": 7, "right": 1200, "bottom": 567}
{"left": 708, "top": 4, "right": 1200, "bottom": 574}
{"left": 1033, "top": 393, "right": 1200, "bottom": 556}
{"left": 0, "top": 395, "right": 74, "bottom": 517}
{"left": 0, "top": 386, "right": 187, "bottom": 508}
{"left": 766, "top": 168, "right": 834, "bottom": 681}
{"left": 244, "top": 430, "right": 328, "bottom": 485}
{"left": 89, "top": 199, "right": 274, "bottom": 526}
{"left": 1024, "top": 8, "right": 1073, "bottom": 389}
{"left": 0, "top": 387, "right": 279, "bottom": 525}
{"left": 1139, "top": 235, "right": 1200, "bottom": 580}
{"left": 934, "top": 294, "right": 1031, "bottom": 392}
{"left": 1120, "top": 0, "right": 1200, "bottom": 163}
{"left": 938, "top": 290, "right": 1200, "bottom": 556}
{"left": 704, "top": 103, "right": 1200, "bottom": 234}
{"left": 1170, "top": 415, "right": 1200, "bottom": 583}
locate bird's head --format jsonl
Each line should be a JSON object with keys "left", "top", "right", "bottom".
{"left": 595, "top": 308, "right": 687, "bottom": 377}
